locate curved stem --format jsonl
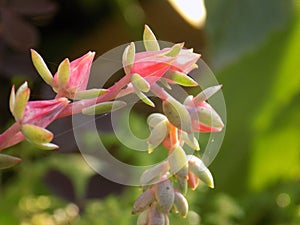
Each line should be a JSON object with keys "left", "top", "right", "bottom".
{"left": 0, "top": 122, "right": 23, "bottom": 151}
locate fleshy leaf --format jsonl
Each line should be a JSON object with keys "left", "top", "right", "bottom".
{"left": 164, "top": 43, "right": 184, "bottom": 57}
{"left": 194, "top": 85, "right": 222, "bottom": 103}
{"left": 9, "top": 85, "right": 16, "bottom": 114}
{"left": 147, "top": 120, "right": 169, "bottom": 153}
{"left": 135, "top": 90, "right": 155, "bottom": 107}
{"left": 74, "top": 89, "right": 109, "bottom": 100}
{"left": 82, "top": 101, "right": 127, "bottom": 115}
{"left": 149, "top": 203, "right": 165, "bottom": 225}
{"left": 0, "top": 154, "right": 22, "bottom": 169}
{"left": 131, "top": 73, "right": 150, "bottom": 92}
{"left": 155, "top": 179, "right": 174, "bottom": 213}
{"left": 34, "top": 142, "right": 59, "bottom": 150}
{"left": 132, "top": 189, "right": 155, "bottom": 214}
{"left": 163, "top": 97, "right": 193, "bottom": 133}
{"left": 143, "top": 25, "right": 160, "bottom": 51}
{"left": 165, "top": 70, "right": 198, "bottom": 87}
{"left": 57, "top": 58, "right": 70, "bottom": 88}
{"left": 168, "top": 145, "right": 188, "bottom": 176}
{"left": 21, "top": 124, "right": 53, "bottom": 144}
{"left": 140, "top": 161, "right": 169, "bottom": 186}
{"left": 147, "top": 113, "right": 168, "bottom": 128}
{"left": 173, "top": 191, "right": 188, "bottom": 217}
{"left": 30, "top": 49, "right": 54, "bottom": 86}
{"left": 14, "top": 82, "right": 30, "bottom": 121}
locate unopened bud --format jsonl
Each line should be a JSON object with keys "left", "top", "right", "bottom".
{"left": 82, "top": 101, "right": 127, "bottom": 115}
{"left": 173, "top": 191, "right": 188, "bottom": 217}
{"left": 131, "top": 73, "right": 150, "bottom": 92}
{"left": 0, "top": 154, "right": 22, "bottom": 169}
{"left": 132, "top": 189, "right": 155, "bottom": 214}
{"left": 163, "top": 97, "right": 192, "bottom": 133}
{"left": 57, "top": 58, "right": 70, "bottom": 88}
{"left": 194, "top": 85, "right": 222, "bottom": 103}
{"left": 155, "top": 179, "right": 174, "bottom": 213}
{"left": 168, "top": 145, "right": 188, "bottom": 177}
{"left": 165, "top": 70, "right": 198, "bottom": 87}
{"left": 137, "top": 208, "right": 149, "bottom": 225}
{"left": 187, "top": 155, "right": 214, "bottom": 188}
{"left": 147, "top": 113, "right": 168, "bottom": 128}
{"left": 143, "top": 25, "right": 160, "bottom": 51}
{"left": 187, "top": 171, "right": 200, "bottom": 190}
{"left": 147, "top": 120, "right": 169, "bottom": 153}
{"left": 149, "top": 203, "right": 165, "bottom": 225}
{"left": 31, "top": 49, "right": 54, "bottom": 86}
{"left": 140, "top": 161, "right": 169, "bottom": 186}
{"left": 197, "top": 106, "right": 224, "bottom": 131}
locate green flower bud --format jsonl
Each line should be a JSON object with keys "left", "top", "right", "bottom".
{"left": 194, "top": 85, "right": 222, "bottom": 103}
{"left": 0, "top": 154, "right": 22, "bottom": 169}
{"left": 57, "top": 58, "right": 70, "bottom": 88}
{"left": 176, "top": 175, "right": 188, "bottom": 195}
{"left": 73, "top": 89, "right": 108, "bottom": 100}
{"left": 14, "top": 82, "right": 30, "bottom": 121}
{"left": 21, "top": 124, "right": 53, "bottom": 144}
{"left": 173, "top": 191, "right": 188, "bottom": 218}
{"left": 155, "top": 179, "right": 174, "bottom": 213}
{"left": 147, "top": 113, "right": 168, "bottom": 128}
{"left": 197, "top": 106, "right": 224, "bottom": 131}
{"left": 149, "top": 203, "right": 165, "bottom": 225}
{"left": 82, "top": 101, "right": 127, "bottom": 115}
{"left": 187, "top": 155, "right": 214, "bottom": 188}
{"left": 147, "top": 120, "right": 169, "bottom": 153}
{"left": 168, "top": 145, "right": 188, "bottom": 176}
{"left": 140, "top": 161, "right": 169, "bottom": 186}
{"left": 180, "top": 132, "right": 200, "bottom": 151}
{"left": 132, "top": 189, "right": 155, "bottom": 214}
{"left": 30, "top": 49, "right": 54, "bottom": 86}
{"left": 131, "top": 73, "right": 150, "bottom": 92}
{"left": 162, "top": 97, "right": 193, "bottom": 133}
{"left": 165, "top": 70, "right": 198, "bottom": 87}
{"left": 137, "top": 208, "right": 149, "bottom": 225}
{"left": 164, "top": 43, "right": 184, "bottom": 57}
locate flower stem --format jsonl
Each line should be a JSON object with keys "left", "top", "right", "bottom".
{"left": 0, "top": 122, "right": 23, "bottom": 151}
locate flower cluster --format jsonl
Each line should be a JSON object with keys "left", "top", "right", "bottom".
{"left": 0, "top": 25, "right": 224, "bottom": 225}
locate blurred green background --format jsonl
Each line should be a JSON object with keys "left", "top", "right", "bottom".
{"left": 0, "top": 0, "right": 300, "bottom": 224}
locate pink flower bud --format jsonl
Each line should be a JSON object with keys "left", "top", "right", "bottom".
{"left": 53, "top": 51, "right": 95, "bottom": 99}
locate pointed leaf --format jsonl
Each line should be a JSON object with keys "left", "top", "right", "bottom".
{"left": 57, "top": 58, "right": 70, "bottom": 88}
{"left": 74, "top": 89, "right": 109, "bottom": 100}
{"left": 168, "top": 145, "right": 188, "bottom": 177}
{"left": 160, "top": 78, "right": 172, "bottom": 90}
{"left": 197, "top": 106, "right": 224, "bottom": 130}
{"left": 143, "top": 25, "right": 160, "bottom": 51}
{"left": 173, "top": 191, "right": 188, "bottom": 217}
{"left": 0, "top": 154, "right": 22, "bottom": 169}
{"left": 14, "top": 82, "right": 30, "bottom": 121}
{"left": 31, "top": 49, "right": 54, "bottom": 86}
{"left": 122, "top": 42, "right": 135, "bottom": 74}
{"left": 164, "top": 43, "right": 184, "bottom": 57}
{"left": 9, "top": 85, "right": 15, "bottom": 114}
{"left": 131, "top": 73, "right": 150, "bottom": 92}
{"left": 165, "top": 70, "right": 198, "bottom": 87}
{"left": 82, "top": 101, "right": 127, "bottom": 115}
{"left": 180, "top": 132, "right": 200, "bottom": 150}
{"left": 135, "top": 90, "right": 155, "bottom": 107}
{"left": 140, "top": 161, "right": 169, "bottom": 186}
{"left": 34, "top": 142, "right": 59, "bottom": 150}
{"left": 22, "top": 124, "right": 53, "bottom": 144}
{"left": 194, "top": 85, "right": 222, "bottom": 103}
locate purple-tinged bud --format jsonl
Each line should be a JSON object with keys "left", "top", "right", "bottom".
{"left": 155, "top": 179, "right": 174, "bottom": 213}
{"left": 132, "top": 189, "right": 155, "bottom": 214}
{"left": 137, "top": 208, "right": 150, "bottom": 225}
{"left": 147, "top": 120, "right": 169, "bottom": 153}
{"left": 149, "top": 203, "right": 165, "bottom": 225}
{"left": 187, "top": 155, "right": 214, "bottom": 188}
{"left": 140, "top": 161, "right": 169, "bottom": 186}
{"left": 173, "top": 191, "right": 188, "bottom": 217}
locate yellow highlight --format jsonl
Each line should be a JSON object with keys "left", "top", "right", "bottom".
{"left": 167, "top": 0, "right": 207, "bottom": 28}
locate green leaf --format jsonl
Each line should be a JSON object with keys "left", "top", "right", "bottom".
{"left": 82, "top": 101, "right": 127, "bottom": 115}
{"left": 30, "top": 49, "right": 54, "bottom": 86}
{"left": 164, "top": 43, "right": 184, "bottom": 57}
{"left": 165, "top": 70, "right": 198, "bottom": 87}
{"left": 74, "top": 89, "right": 109, "bottom": 100}
{"left": 14, "top": 82, "right": 30, "bottom": 121}
{"left": 143, "top": 25, "right": 160, "bottom": 51}
{"left": 0, "top": 154, "right": 21, "bottom": 169}
{"left": 194, "top": 85, "right": 222, "bottom": 103}
{"left": 131, "top": 73, "right": 150, "bottom": 92}
{"left": 135, "top": 90, "right": 155, "bottom": 107}
{"left": 21, "top": 124, "right": 53, "bottom": 144}
{"left": 57, "top": 58, "right": 70, "bottom": 87}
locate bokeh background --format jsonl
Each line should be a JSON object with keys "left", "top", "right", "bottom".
{"left": 0, "top": 0, "right": 300, "bottom": 224}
